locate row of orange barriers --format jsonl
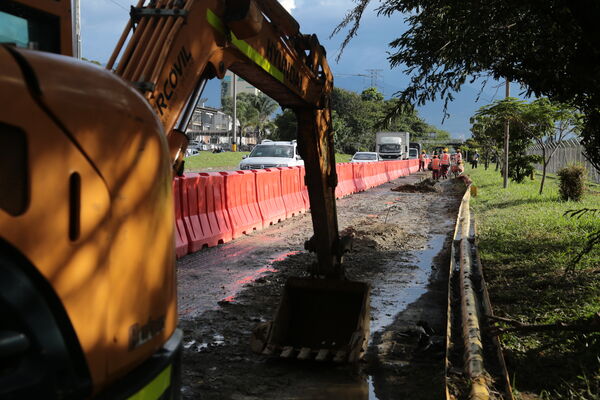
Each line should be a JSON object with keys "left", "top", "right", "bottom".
{"left": 173, "top": 159, "right": 419, "bottom": 258}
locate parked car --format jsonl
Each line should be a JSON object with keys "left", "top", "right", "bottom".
{"left": 186, "top": 148, "right": 200, "bottom": 157}
{"left": 350, "top": 152, "right": 381, "bottom": 162}
{"left": 238, "top": 140, "right": 304, "bottom": 170}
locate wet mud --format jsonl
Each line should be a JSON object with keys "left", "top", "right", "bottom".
{"left": 177, "top": 172, "right": 465, "bottom": 399}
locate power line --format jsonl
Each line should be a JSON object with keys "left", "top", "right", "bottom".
{"left": 105, "top": 0, "right": 128, "bottom": 11}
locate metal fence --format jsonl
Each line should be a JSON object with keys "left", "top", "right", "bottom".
{"left": 529, "top": 138, "right": 600, "bottom": 183}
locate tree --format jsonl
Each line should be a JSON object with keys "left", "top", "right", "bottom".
{"left": 471, "top": 112, "right": 504, "bottom": 171}
{"left": 522, "top": 99, "right": 582, "bottom": 194}
{"left": 333, "top": 0, "right": 600, "bottom": 172}
{"left": 329, "top": 87, "right": 450, "bottom": 153}
{"left": 361, "top": 87, "right": 384, "bottom": 102}
{"left": 273, "top": 109, "right": 297, "bottom": 141}
{"left": 472, "top": 98, "right": 541, "bottom": 183}
{"left": 248, "top": 93, "right": 278, "bottom": 141}
{"left": 222, "top": 93, "right": 278, "bottom": 143}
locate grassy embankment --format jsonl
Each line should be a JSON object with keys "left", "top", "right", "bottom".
{"left": 467, "top": 165, "right": 600, "bottom": 399}
{"left": 184, "top": 151, "right": 352, "bottom": 172}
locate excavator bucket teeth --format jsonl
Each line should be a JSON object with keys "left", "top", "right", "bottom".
{"left": 252, "top": 277, "right": 370, "bottom": 363}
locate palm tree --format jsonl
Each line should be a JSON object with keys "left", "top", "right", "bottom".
{"left": 249, "top": 93, "right": 279, "bottom": 141}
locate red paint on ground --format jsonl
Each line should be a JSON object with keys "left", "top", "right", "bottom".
{"left": 219, "top": 251, "right": 302, "bottom": 303}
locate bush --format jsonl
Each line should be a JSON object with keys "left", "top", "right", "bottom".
{"left": 509, "top": 153, "right": 541, "bottom": 183}
{"left": 557, "top": 164, "right": 587, "bottom": 201}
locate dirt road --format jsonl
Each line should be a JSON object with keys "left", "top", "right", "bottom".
{"left": 177, "top": 171, "right": 465, "bottom": 399}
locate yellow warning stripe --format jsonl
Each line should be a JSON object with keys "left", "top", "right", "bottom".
{"left": 206, "top": 9, "right": 284, "bottom": 83}
{"left": 127, "top": 365, "right": 172, "bottom": 400}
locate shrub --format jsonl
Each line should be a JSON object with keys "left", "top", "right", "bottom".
{"left": 557, "top": 164, "right": 587, "bottom": 201}
{"left": 509, "top": 153, "right": 541, "bottom": 183}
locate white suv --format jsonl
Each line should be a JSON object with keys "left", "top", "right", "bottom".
{"left": 238, "top": 140, "right": 304, "bottom": 170}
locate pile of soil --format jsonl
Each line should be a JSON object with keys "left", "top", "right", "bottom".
{"left": 391, "top": 178, "right": 440, "bottom": 193}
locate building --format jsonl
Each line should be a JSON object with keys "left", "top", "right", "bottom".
{"left": 221, "top": 71, "right": 260, "bottom": 100}
{"left": 185, "top": 104, "right": 257, "bottom": 149}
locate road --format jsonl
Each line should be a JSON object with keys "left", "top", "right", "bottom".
{"left": 176, "top": 171, "right": 464, "bottom": 399}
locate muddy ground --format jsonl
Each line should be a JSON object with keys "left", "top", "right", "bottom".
{"left": 177, "top": 172, "right": 465, "bottom": 399}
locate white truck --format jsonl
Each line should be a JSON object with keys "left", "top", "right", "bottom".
{"left": 375, "top": 132, "right": 410, "bottom": 160}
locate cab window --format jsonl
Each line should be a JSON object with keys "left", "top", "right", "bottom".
{"left": 0, "top": 2, "right": 61, "bottom": 53}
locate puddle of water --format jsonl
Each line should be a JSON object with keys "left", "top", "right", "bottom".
{"left": 191, "top": 334, "right": 226, "bottom": 353}
{"left": 369, "top": 233, "right": 447, "bottom": 334}
{"left": 290, "top": 234, "right": 448, "bottom": 400}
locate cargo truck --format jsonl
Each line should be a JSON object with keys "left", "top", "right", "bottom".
{"left": 375, "top": 132, "right": 410, "bottom": 160}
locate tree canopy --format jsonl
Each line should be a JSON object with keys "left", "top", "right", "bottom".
{"left": 222, "top": 93, "right": 278, "bottom": 141}
{"left": 273, "top": 87, "right": 450, "bottom": 154}
{"left": 333, "top": 0, "right": 600, "bottom": 170}
{"left": 470, "top": 97, "right": 581, "bottom": 187}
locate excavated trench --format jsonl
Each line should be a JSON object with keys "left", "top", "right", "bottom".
{"left": 177, "top": 172, "right": 465, "bottom": 399}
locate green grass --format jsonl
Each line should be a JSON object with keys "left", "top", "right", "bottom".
{"left": 184, "top": 151, "right": 352, "bottom": 171}
{"left": 184, "top": 151, "right": 250, "bottom": 171}
{"left": 467, "top": 164, "right": 600, "bottom": 399}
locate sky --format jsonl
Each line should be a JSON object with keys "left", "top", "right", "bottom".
{"left": 81, "top": 0, "right": 522, "bottom": 139}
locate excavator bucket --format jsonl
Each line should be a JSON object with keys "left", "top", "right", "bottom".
{"left": 251, "top": 277, "right": 370, "bottom": 363}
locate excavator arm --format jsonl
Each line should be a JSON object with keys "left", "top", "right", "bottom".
{"left": 109, "top": 0, "right": 345, "bottom": 277}
{"left": 109, "top": 0, "right": 369, "bottom": 363}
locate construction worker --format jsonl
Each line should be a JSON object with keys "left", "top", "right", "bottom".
{"left": 418, "top": 150, "right": 427, "bottom": 171}
{"left": 456, "top": 149, "right": 463, "bottom": 164}
{"left": 431, "top": 154, "right": 441, "bottom": 180}
{"left": 471, "top": 151, "right": 480, "bottom": 169}
{"left": 440, "top": 149, "right": 451, "bottom": 179}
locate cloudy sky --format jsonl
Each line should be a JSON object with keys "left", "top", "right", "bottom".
{"left": 81, "top": 0, "right": 519, "bottom": 139}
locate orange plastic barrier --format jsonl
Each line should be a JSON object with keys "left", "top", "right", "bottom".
{"left": 298, "top": 166, "right": 310, "bottom": 210}
{"left": 223, "top": 170, "right": 263, "bottom": 239}
{"left": 181, "top": 173, "right": 204, "bottom": 253}
{"left": 409, "top": 159, "right": 419, "bottom": 173}
{"left": 396, "top": 159, "right": 409, "bottom": 177}
{"left": 352, "top": 162, "right": 368, "bottom": 192}
{"left": 182, "top": 172, "right": 233, "bottom": 250}
{"left": 279, "top": 167, "right": 306, "bottom": 218}
{"left": 173, "top": 158, "right": 422, "bottom": 256}
{"left": 394, "top": 160, "right": 404, "bottom": 179}
{"left": 254, "top": 168, "right": 287, "bottom": 226}
{"left": 374, "top": 162, "right": 388, "bottom": 186}
{"left": 365, "top": 162, "right": 379, "bottom": 189}
{"left": 173, "top": 177, "right": 189, "bottom": 258}
{"left": 384, "top": 161, "right": 397, "bottom": 181}
{"left": 335, "top": 163, "right": 356, "bottom": 199}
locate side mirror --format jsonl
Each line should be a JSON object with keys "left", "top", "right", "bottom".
{"left": 296, "top": 155, "right": 302, "bottom": 160}
{"left": 242, "top": 155, "right": 248, "bottom": 159}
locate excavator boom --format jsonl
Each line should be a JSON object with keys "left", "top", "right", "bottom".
{"left": 109, "top": 0, "right": 370, "bottom": 361}
{"left": 110, "top": 0, "right": 344, "bottom": 277}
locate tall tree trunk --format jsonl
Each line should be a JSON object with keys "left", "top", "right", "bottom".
{"left": 539, "top": 146, "right": 547, "bottom": 195}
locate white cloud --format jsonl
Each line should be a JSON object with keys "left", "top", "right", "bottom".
{"left": 278, "top": 0, "right": 296, "bottom": 13}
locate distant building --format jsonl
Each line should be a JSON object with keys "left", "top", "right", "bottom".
{"left": 185, "top": 103, "right": 257, "bottom": 149}
{"left": 221, "top": 71, "right": 260, "bottom": 101}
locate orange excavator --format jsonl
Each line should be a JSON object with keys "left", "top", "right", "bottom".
{"left": 0, "top": 0, "right": 369, "bottom": 398}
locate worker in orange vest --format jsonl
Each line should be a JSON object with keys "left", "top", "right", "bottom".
{"left": 431, "top": 154, "right": 441, "bottom": 180}
{"left": 418, "top": 150, "right": 427, "bottom": 171}
{"left": 440, "top": 149, "right": 451, "bottom": 179}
